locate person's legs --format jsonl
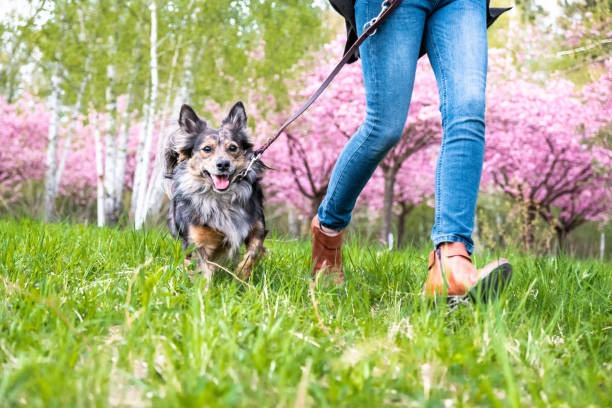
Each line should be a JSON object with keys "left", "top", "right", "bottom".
{"left": 423, "top": 0, "right": 511, "bottom": 301}
{"left": 425, "top": 0, "right": 488, "bottom": 254}
{"left": 311, "top": 0, "right": 430, "bottom": 280}
{"left": 317, "top": 0, "right": 428, "bottom": 231}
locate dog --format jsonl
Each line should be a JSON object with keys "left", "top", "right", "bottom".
{"left": 163, "top": 102, "right": 267, "bottom": 282}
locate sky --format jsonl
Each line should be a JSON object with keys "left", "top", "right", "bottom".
{"left": 0, "top": 0, "right": 45, "bottom": 25}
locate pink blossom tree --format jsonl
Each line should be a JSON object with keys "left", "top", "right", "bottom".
{"left": 545, "top": 69, "right": 612, "bottom": 246}
{"left": 0, "top": 94, "right": 140, "bottom": 216}
{"left": 484, "top": 51, "right": 611, "bottom": 250}
{"left": 0, "top": 95, "right": 48, "bottom": 206}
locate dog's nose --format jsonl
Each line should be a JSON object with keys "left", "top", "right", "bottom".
{"left": 216, "top": 159, "right": 231, "bottom": 172}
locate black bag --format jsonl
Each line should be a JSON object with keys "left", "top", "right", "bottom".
{"left": 328, "top": 0, "right": 512, "bottom": 63}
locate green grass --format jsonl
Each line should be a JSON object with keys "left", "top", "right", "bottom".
{"left": 0, "top": 218, "right": 610, "bottom": 407}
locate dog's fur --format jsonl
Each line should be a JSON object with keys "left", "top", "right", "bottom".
{"left": 163, "top": 102, "right": 267, "bottom": 281}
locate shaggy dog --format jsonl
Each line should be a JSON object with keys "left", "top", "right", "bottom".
{"left": 163, "top": 102, "right": 266, "bottom": 281}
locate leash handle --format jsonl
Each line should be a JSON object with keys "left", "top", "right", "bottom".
{"left": 254, "top": 0, "right": 402, "bottom": 156}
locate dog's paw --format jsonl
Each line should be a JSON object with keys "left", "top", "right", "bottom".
{"left": 236, "top": 261, "right": 253, "bottom": 280}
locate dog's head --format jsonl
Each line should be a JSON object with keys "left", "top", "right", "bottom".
{"left": 165, "top": 102, "right": 260, "bottom": 194}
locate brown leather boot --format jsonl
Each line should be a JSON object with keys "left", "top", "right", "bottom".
{"left": 424, "top": 242, "right": 512, "bottom": 303}
{"left": 310, "top": 215, "right": 345, "bottom": 284}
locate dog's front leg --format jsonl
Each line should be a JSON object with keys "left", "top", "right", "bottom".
{"left": 183, "top": 250, "right": 216, "bottom": 283}
{"left": 187, "top": 225, "right": 225, "bottom": 287}
{"left": 194, "top": 248, "right": 216, "bottom": 286}
{"left": 237, "top": 222, "right": 267, "bottom": 279}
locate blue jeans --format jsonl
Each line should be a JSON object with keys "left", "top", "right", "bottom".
{"left": 317, "top": 0, "right": 488, "bottom": 254}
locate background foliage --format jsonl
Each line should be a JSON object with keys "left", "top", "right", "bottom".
{"left": 0, "top": 0, "right": 610, "bottom": 258}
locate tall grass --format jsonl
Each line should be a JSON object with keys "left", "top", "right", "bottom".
{"left": 0, "top": 218, "right": 609, "bottom": 407}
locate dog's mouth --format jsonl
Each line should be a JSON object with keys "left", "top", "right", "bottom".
{"left": 202, "top": 171, "right": 232, "bottom": 192}
{"left": 212, "top": 174, "right": 231, "bottom": 191}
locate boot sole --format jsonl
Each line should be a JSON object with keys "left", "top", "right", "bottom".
{"left": 429, "top": 263, "right": 512, "bottom": 308}
{"left": 431, "top": 262, "right": 513, "bottom": 307}
{"left": 465, "top": 262, "right": 513, "bottom": 303}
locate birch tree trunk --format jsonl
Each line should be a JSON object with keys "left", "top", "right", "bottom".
{"left": 176, "top": 51, "right": 193, "bottom": 108}
{"left": 161, "top": 34, "right": 182, "bottom": 120}
{"left": 145, "top": 8, "right": 195, "bottom": 222}
{"left": 43, "top": 63, "right": 61, "bottom": 222}
{"left": 104, "top": 63, "right": 118, "bottom": 225}
{"left": 143, "top": 138, "right": 165, "bottom": 220}
{"left": 112, "top": 82, "right": 134, "bottom": 221}
{"left": 131, "top": 86, "right": 149, "bottom": 218}
{"left": 134, "top": 0, "right": 158, "bottom": 230}
{"left": 93, "top": 115, "right": 105, "bottom": 227}
{"left": 145, "top": 33, "right": 184, "bottom": 220}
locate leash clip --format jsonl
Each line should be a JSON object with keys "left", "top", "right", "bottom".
{"left": 237, "top": 151, "right": 262, "bottom": 181}
{"left": 363, "top": 0, "right": 391, "bottom": 35}
{"left": 246, "top": 151, "right": 262, "bottom": 175}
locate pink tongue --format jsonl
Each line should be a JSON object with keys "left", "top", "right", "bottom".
{"left": 213, "top": 175, "right": 230, "bottom": 190}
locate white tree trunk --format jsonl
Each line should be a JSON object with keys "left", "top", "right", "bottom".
{"left": 134, "top": 0, "right": 158, "bottom": 230}
{"left": 175, "top": 49, "right": 193, "bottom": 110}
{"left": 113, "top": 83, "right": 133, "bottom": 220}
{"left": 162, "top": 35, "right": 182, "bottom": 119}
{"left": 143, "top": 137, "right": 165, "bottom": 219}
{"left": 104, "top": 63, "right": 118, "bottom": 224}
{"left": 43, "top": 64, "right": 61, "bottom": 222}
{"left": 131, "top": 93, "right": 148, "bottom": 218}
{"left": 93, "top": 115, "right": 105, "bottom": 227}
{"left": 146, "top": 35, "right": 195, "bottom": 220}
{"left": 144, "top": 36, "right": 182, "bottom": 220}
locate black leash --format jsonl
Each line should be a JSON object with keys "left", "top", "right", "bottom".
{"left": 251, "top": 0, "right": 402, "bottom": 162}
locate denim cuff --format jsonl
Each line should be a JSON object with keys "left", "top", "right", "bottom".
{"left": 431, "top": 234, "right": 474, "bottom": 255}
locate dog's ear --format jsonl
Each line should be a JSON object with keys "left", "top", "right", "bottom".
{"left": 165, "top": 105, "right": 207, "bottom": 171}
{"left": 222, "top": 101, "right": 248, "bottom": 131}
{"left": 178, "top": 104, "right": 205, "bottom": 134}
{"left": 223, "top": 101, "right": 254, "bottom": 150}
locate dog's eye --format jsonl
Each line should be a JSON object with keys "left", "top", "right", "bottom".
{"left": 202, "top": 146, "right": 212, "bottom": 153}
{"left": 228, "top": 144, "right": 238, "bottom": 152}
